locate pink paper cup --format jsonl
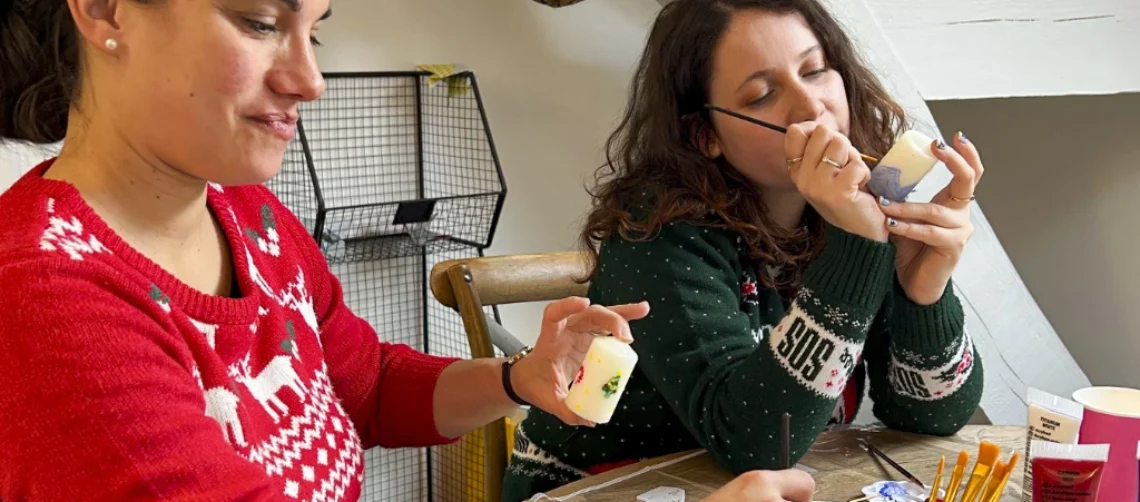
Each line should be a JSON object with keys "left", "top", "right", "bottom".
{"left": 1073, "top": 386, "right": 1140, "bottom": 501}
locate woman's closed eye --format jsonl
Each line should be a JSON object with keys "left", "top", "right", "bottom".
{"left": 746, "top": 90, "right": 773, "bottom": 107}
{"left": 803, "top": 67, "right": 828, "bottom": 78}
{"left": 242, "top": 17, "right": 322, "bottom": 46}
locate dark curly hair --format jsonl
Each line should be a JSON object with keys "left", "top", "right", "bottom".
{"left": 0, "top": 0, "right": 160, "bottom": 144}
{"left": 580, "top": 0, "right": 907, "bottom": 295}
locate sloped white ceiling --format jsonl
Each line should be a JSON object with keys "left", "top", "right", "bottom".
{"left": 659, "top": 0, "right": 1140, "bottom": 99}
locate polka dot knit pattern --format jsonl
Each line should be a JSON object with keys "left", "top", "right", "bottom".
{"left": 502, "top": 220, "right": 983, "bottom": 502}
{"left": 0, "top": 161, "right": 460, "bottom": 501}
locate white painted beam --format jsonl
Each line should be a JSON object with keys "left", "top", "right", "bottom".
{"left": 657, "top": 0, "right": 1140, "bottom": 99}
{"left": 866, "top": 0, "right": 1140, "bottom": 99}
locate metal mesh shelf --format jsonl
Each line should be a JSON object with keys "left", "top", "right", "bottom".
{"left": 269, "top": 71, "right": 506, "bottom": 263}
{"left": 267, "top": 71, "right": 507, "bottom": 502}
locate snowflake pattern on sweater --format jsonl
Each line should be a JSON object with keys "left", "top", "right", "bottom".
{"left": 0, "top": 161, "right": 459, "bottom": 502}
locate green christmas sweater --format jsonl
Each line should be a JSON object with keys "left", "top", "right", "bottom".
{"left": 502, "top": 221, "right": 983, "bottom": 501}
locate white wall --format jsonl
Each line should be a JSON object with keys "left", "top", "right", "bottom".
{"left": 0, "top": 142, "right": 57, "bottom": 189}
{"left": 928, "top": 94, "right": 1140, "bottom": 388}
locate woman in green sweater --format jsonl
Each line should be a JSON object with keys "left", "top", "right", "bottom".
{"left": 503, "top": 0, "right": 986, "bottom": 499}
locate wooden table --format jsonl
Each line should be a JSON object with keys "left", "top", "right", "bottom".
{"left": 543, "top": 425, "right": 1025, "bottom": 502}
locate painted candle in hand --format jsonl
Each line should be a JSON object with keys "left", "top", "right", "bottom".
{"left": 868, "top": 129, "right": 939, "bottom": 202}
{"left": 566, "top": 336, "right": 638, "bottom": 424}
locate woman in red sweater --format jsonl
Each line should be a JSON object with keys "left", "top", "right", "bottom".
{"left": 0, "top": 1, "right": 817, "bottom": 501}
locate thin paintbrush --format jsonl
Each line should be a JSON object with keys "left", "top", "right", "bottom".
{"left": 704, "top": 104, "right": 880, "bottom": 165}
{"left": 861, "top": 439, "right": 927, "bottom": 489}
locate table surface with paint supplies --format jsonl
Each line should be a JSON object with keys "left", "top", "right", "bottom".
{"left": 542, "top": 330, "right": 1140, "bottom": 502}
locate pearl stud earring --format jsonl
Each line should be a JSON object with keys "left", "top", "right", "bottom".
{"left": 105, "top": 39, "right": 118, "bottom": 51}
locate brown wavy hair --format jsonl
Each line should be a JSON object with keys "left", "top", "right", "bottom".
{"left": 580, "top": 0, "right": 907, "bottom": 295}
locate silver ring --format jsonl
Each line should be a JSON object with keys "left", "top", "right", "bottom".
{"left": 821, "top": 157, "right": 842, "bottom": 168}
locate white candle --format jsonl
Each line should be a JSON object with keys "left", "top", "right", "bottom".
{"left": 867, "top": 130, "right": 939, "bottom": 202}
{"left": 565, "top": 336, "right": 638, "bottom": 424}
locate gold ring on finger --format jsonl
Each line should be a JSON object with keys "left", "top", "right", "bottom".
{"left": 821, "top": 156, "right": 842, "bottom": 168}
{"left": 949, "top": 194, "right": 975, "bottom": 203}
{"left": 786, "top": 157, "right": 804, "bottom": 169}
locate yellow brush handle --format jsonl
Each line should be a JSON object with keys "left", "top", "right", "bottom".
{"left": 977, "top": 464, "right": 1006, "bottom": 502}
{"left": 945, "top": 470, "right": 965, "bottom": 502}
{"left": 962, "top": 470, "right": 992, "bottom": 502}
{"left": 927, "top": 456, "right": 946, "bottom": 502}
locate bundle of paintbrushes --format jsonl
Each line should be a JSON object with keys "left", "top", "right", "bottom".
{"left": 854, "top": 440, "right": 1020, "bottom": 502}
{"left": 927, "top": 441, "right": 1020, "bottom": 502}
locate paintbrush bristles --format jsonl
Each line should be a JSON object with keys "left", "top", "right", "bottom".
{"left": 985, "top": 453, "right": 1020, "bottom": 502}
{"left": 960, "top": 442, "right": 1001, "bottom": 502}
{"left": 976, "top": 442, "right": 1001, "bottom": 466}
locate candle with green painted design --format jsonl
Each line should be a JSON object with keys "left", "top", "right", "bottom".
{"left": 565, "top": 336, "right": 639, "bottom": 424}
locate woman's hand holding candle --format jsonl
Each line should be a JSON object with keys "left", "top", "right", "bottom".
{"left": 512, "top": 297, "right": 650, "bottom": 427}
{"left": 878, "top": 132, "right": 985, "bottom": 305}
{"left": 784, "top": 122, "right": 889, "bottom": 243}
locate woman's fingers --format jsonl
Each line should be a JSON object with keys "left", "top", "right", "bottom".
{"left": 541, "top": 297, "right": 591, "bottom": 326}
{"left": 801, "top": 124, "right": 839, "bottom": 178}
{"left": 836, "top": 145, "right": 871, "bottom": 190}
{"left": 930, "top": 137, "right": 979, "bottom": 204}
{"left": 818, "top": 131, "right": 852, "bottom": 175}
{"left": 563, "top": 305, "right": 636, "bottom": 343}
{"left": 953, "top": 131, "right": 983, "bottom": 182}
{"left": 879, "top": 199, "right": 966, "bottom": 228}
{"left": 885, "top": 218, "right": 966, "bottom": 248}
{"left": 784, "top": 121, "right": 817, "bottom": 179}
{"left": 606, "top": 301, "right": 651, "bottom": 322}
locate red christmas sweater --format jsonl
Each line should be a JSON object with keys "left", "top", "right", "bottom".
{"left": 0, "top": 161, "right": 460, "bottom": 501}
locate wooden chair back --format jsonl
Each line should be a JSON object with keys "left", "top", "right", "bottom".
{"left": 428, "top": 251, "right": 591, "bottom": 501}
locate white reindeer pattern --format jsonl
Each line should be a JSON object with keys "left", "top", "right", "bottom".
{"left": 204, "top": 387, "right": 246, "bottom": 446}
{"left": 277, "top": 266, "right": 321, "bottom": 348}
{"left": 189, "top": 318, "right": 219, "bottom": 350}
{"left": 233, "top": 355, "right": 307, "bottom": 423}
{"left": 246, "top": 248, "right": 275, "bottom": 298}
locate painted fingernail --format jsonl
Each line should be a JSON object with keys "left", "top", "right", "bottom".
{"left": 879, "top": 196, "right": 891, "bottom": 207}
{"left": 958, "top": 131, "right": 969, "bottom": 143}
{"left": 887, "top": 218, "right": 898, "bottom": 227}
{"left": 936, "top": 140, "right": 948, "bottom": 150}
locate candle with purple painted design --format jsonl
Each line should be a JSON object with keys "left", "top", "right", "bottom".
{"left": 868, "top": 130, "right": 939, "bottom": 202}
